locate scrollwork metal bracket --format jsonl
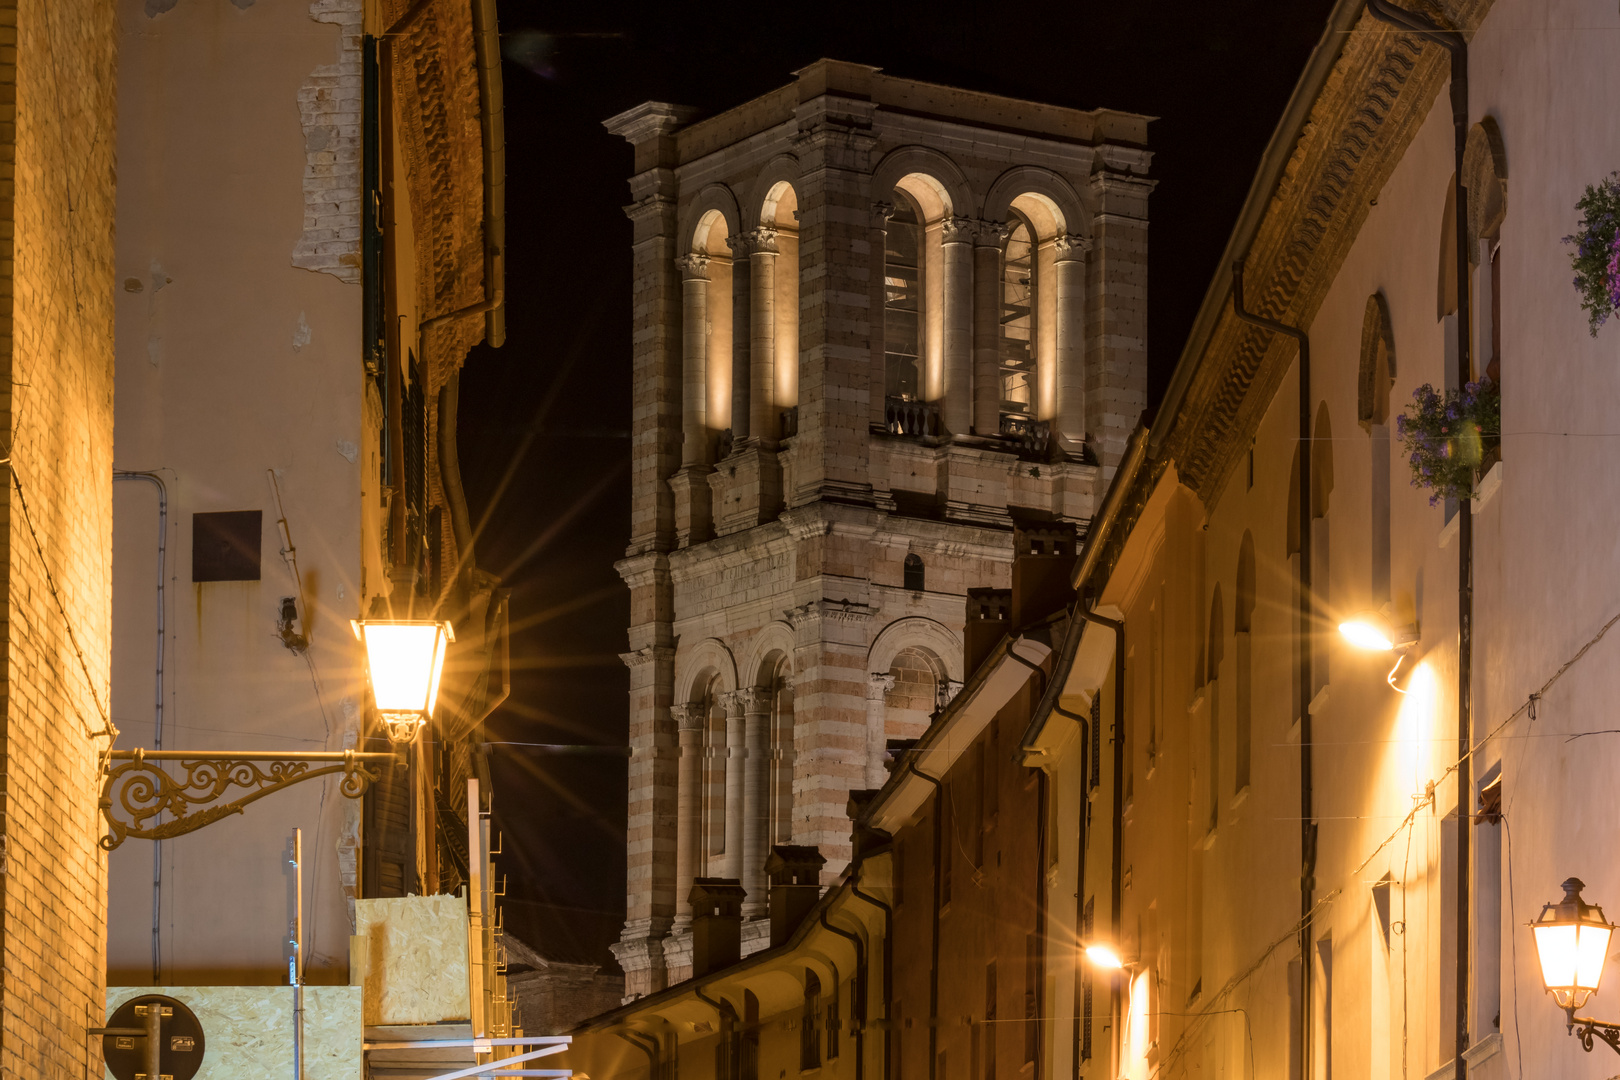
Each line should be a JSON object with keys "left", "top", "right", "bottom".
{"left": 1567, "top": 1008, "right": 1620, "bottom": 1055}
{"left": 99, "top": 748, "right": 398, "bottom": 851}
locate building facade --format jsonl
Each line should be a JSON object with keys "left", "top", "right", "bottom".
{"left": 608, "top": 61, "right": 1152, "bottom": 999}
{"left": 108, "top": 0, "right": 510, "bottom": 988}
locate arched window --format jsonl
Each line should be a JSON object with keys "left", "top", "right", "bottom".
{"left": 1206, "top": 586, "right": 1224, "bottom": 830}
{"left": 702, "top": 680, "right": 727, "bottom": 868}
{"left": 801, "top": 970, "right": 823, "bottom": 1070}
{"left": 1235, "top": 533, "right": 1255, "bottom": 793}
{"left": 999, "top": 217, "right": 1036, "bottom": 434}
{"left": 1359, "top": 294, "right": 1396, "bottom": 604}
{"left": 884, "top": 199, "right": 922, "bottom": 406}
{"left": 761, "top": 182, "right": 801, "bottom": 439}
{"left": 1465, "top": 118, "right": 1507, "bottom": 461}
{"left": 904, "top": 553, "right": 925, "bottom": 592}
{"left": 685, "top": 211, "right": 734, "bottom": 464}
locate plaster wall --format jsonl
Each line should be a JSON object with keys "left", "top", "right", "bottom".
{"left": 109, "top": 0, "right": 368, "bottom": 986}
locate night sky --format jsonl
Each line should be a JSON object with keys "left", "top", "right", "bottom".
{"left": 457, "top": 0, "right": 1338, "bottom": 970}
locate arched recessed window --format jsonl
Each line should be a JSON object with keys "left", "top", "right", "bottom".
{"left": 1206, "top": 585, "right": 1224, "bottom": 830}
{"left": 801, "top": 970, "right": 823, "bottom": 1070}
{"left": 1465, "top": 118, "right": 1507, "bottom": 465}
{"left": 1359, "top": 294, "right": 1396, "bottom": 604}
{"left": 904, "top": 553, "right": 925, "bottom": 592}
{"left": 1234, "top": 533, "right": 1255, "bottom": 793}
{"left": 884, "top": 199, "right": 922, "bottom": 405}
{"left": 1000, "top": 217, "right": 1036, "bottom": 434}
{"left": 761, "top": 181, "right": 801, "bottom": 439}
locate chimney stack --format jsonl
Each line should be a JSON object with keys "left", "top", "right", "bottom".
{"left": 1011, "top": 523, "right": 1077, "bottom": 627}
{"left": 965, "top": 587, "right": 1011, "bottom": 677}
{"left": 765, "top": 845, "right": 826, "bottom": 947}
{"left": 689, "top": 877, "right": 747, "bottom": 977}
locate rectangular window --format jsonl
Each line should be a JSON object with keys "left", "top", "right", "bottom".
{"left": 1080, "top": 899, "right": 1094, "bottom": 1062}
{"left": 985, "top": 963, "right": 997, "bottom": 1080}
{"left": 1475, "top": 774, "right": 1504, "bottom": 1036}
{"left": 192, "top": 510, "right": 262, "bottom": 582}
{"left": 1088, "top": 696, "right": 1101, "bottom": 791}
{"left": 1024, "top": 933, "right": 1039, "bottom": 1064}
{"left": 827, "top": 984, "right": 841, "bottom": 1061}
{"left": 801, "top": 971, "right": 823, "bottom": 1071}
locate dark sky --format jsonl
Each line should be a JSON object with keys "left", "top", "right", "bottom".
{"left": 457, "top": 0, "right": 1337, "bottom": 969}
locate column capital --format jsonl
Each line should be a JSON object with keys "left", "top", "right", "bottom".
{"left": 941, "top": 216, "right": 975, "bottom": 245}
{"left": 670, "top": 702, "right": 707, "bottom": 731}
{"left": 1053, "top": 234, "right": 1093, "bottom": 262}
{"left": 674, "top": 252, "right": 711, "bottom": 280}
{"left": 717, "top": 689, "right": 750, "bottom": 718}
{"left": 971, "top": 219, "right": 1008, "bottom": 248}
{"left": 871, "top": 201, "right": 896, "bottom": 228}
{"left": 728, "top": 227, "right": 779, "bottom": 257}
{"left": 868, "top": 672, "right": 897, "bottom": 697}
{"left": 735, "top": 685, "right": 774, "bottom": 715}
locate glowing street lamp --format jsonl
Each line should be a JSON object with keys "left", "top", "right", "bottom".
{"left": 1531, "top": 878, "right": 1620, "bottom": 1054}
{"left": 352, "top": 618, "right": 455, "bottom": 744}
{"left": 1338, "top": 610, "right": 1419, "bottom": 690}
{"left": 1084, "top": 945, "right": 1126, "bottom": 970}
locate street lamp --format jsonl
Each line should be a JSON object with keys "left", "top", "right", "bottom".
{"left": 1337, "top": 610, "right": 1419, "bottom": 690}
{"left": 1085, "top": 945, "right": 1127, "bottom": 970}
{"left": 1531, "top": 877, "right": 1620, "bottom": 1054}
{"left": 352, "top": 618, "right": 455, "bottom": 744}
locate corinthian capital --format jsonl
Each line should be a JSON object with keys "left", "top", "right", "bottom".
{"left": 871, "top": 201, "right": 896, "bottom": 229}
{"left": 941, "top": 216, "right": 975, "bottom": 244}
{"left": 868, "top": 672, "right": 897, "bottom": 698}
{"left": 674, "top": 252, "right": 711, "bottom": 281}
{"left": 670, "top": 702, "right": 707, "bottom": 731}
{"left": 728, "top": 228, "right": 779, "bottom": 258}
{"left": 972, "top": 219, "right": 1007, "bottom": 247}
{"left": 1053, "top": 234, "right": 1093, "bottom": 262}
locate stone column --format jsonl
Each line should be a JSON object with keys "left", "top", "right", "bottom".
{"left": 740, "top": 685, "right": 773, "bottom": 918}
{"left": 727, "top": 234, "right": 753, "bottom": 444}
{"left": 1053, "top": 235, "right": 1091, "bottom": 450}
{"left": 866, "top": 673, "right": 895, "bottom": 789}
{"left": 747, "top": 228, "right": 781, "bottom": 443}
{"left": 972, "top": 221, "right": 1004, "bottom": 435}
{"left": 720, "top": 690, "right": 748, "bottom": 884}
{"left": 870, "top": 203, "right": 895, "bottom": 431}
{"left": 670, "top": 702, "right": 705, "bottom": 930}
{"left": 677, "top": 254, "right": 711, "bottom": 465}
{"left": 941, "top": 216, "right": 974, "bottom": 435}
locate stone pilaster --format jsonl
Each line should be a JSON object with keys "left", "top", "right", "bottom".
{"left": 869, "top": 202, "right": 895, "bottom": 433}
{"left": 738, "top": 685, "right": 773, "bottom": 917}
{"left": 670, "top": 253, "right": 715, "bottom": 546}
{"left": 744, "top": 228, "right": 781, "bottom": 444}
{"left": 941, "top": 216, "right": 975, "bottom": 436}
{"left": 866, "top": 672, "right": 897, "bottom": 788}
{"left": 670, "top": 702, "right": 706, "bottom": 931}
{"left": 719, "top": 690, "right": 748, "bottom": 884}
{"left": 727, "top": 232, "right": 753, "bottom": 442}
{"left": 1086, "top": 173, "right": 1154, "bottom": 476}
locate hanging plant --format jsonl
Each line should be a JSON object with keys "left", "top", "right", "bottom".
{"left": 1563, "top": 171, "right": 1620, "bottom": 336}
{"left": 1394, "top": 381, "right": 1500, "bottom": 506}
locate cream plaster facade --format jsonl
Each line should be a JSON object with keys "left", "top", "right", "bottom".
{"left": 108, "top": 0, "right": 507, "bottom": 987}
{"left": 607, "top": 62, "right": 1151, "bottom": 999}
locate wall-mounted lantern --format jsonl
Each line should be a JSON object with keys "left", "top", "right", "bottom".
{"left": 1531, "top": 877, "right": 1620, "bottom": 1054}
{"left": 352, "top": 618, "right": 455, "bottom": 744}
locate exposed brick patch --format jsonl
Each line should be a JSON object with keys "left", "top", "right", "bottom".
{"left": 291, "top": 0, "right": 363, "bottom": 284}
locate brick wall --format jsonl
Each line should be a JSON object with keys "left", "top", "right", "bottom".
{"left": 2, "top": 0, "right": 117, "bottom": 1073}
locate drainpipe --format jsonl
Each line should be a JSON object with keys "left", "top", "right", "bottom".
{"left": 1074, "top": 606, "right": 1123, "bottom": 1079}
{"left": 1053, "top": 699, "right": 1088, "bottom": 1080}
{"left": 905, "top": 758, "right": 944, "bottom": 1080}
{"left": 1232, "top": 256, "right": 1316, "bottom": 1080}
{"left": 617, "top": 1030, "right": 662, "bottom": 1080}
{"left": 849, "top": 856, "right": 894, "bottom": 1080}
{"left": 114, "top": 470, "right": 167, "bottom": 984}
{"left": 821, "top": 910, "right": 868, "bottom": 1080}
{"left": 1033, "top": 768, "right": 1049, "bottom": 1080}
{"left": 1365, "top": 6, "right": 1472, "bottom": 1076}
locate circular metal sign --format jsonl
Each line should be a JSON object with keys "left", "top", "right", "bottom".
{"left": 102, "top": 994, "right": 205, "bottom": 1080}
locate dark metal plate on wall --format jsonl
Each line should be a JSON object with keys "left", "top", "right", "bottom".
{"left": 103, "top": 994, "right": 205, "bottom": 1080}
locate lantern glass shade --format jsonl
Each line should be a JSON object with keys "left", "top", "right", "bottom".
{"left": 1532, "top": 878, "right": 1615, "bottom": 1011}
{"left": 352, "top": 619, "right": 454, "bottom": 743}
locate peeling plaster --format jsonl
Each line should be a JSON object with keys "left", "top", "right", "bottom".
{"left": 144, "top": 0, "right": 179, "bottom": 17}
{"left": 146, "top": 336, "right": 161, "bottom": 368}
{"left": 336, "top": 439, "right": 358, "bottom": 464}
{"left": 291, "top": 0, "right": 363, "bottom": 284}
{"left": 293, "top": 311, "right": 312, "bottom": 351}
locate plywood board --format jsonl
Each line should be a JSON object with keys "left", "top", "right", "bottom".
{"left": 354, "top": 894, "right": 472, "bottom": 1025}
{"left": 105, "top": 985, "right": 362, "bottom": 1080}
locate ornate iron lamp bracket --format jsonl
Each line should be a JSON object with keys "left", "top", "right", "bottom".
{"left": 99, "top": 749, "right": 397, "bottom": 851}
{"left": 1568, "top": 1009, "right": 1620, "bottom": 1056}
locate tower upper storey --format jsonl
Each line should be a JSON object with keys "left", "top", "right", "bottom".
{"left": 607, "top": 60, "right": 1153, "bottom": 556}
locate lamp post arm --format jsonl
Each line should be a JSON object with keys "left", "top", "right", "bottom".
{"left": 99, "top": 749, "right": 397, "bottom": 850}
{"left": 1568, "top": 1009, "right": 1620, "bottom": 1056}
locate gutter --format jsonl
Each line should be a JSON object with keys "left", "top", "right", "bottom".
{"left": 1150, "top": 0, "right": 1367, "bottom": 454}
{"left": 904, "top": 758, "right": 945, "bottom": 1080}
{"left": 817, "top": 910, "right": 867, "bottom": 1080}
{"left": 847, "top": 852, "right": 894, "bottom": 1080}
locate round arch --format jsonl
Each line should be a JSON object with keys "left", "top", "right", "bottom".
{"left": 871, "top": 146, "right": 972, "bottom": 224}
{"left": 675, "top": 637, "right": 739, "bottom": 703}
{"left": 679, "top": 183, "right": 743, "bottom": 256}
{"left": 740, "top": 621, "right": 798, "bottom": 688}
{"left": 982, "top": 166, "right": 1092, "bottom": 240}
{"left": 866, "top": 617, "right": 963, "bottom": 682}
{"left": 747, "top": 155, "right": 802, "bottom": 230}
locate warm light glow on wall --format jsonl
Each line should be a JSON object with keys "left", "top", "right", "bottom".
{"left": 1123, "top": 971, "right": 1151, "bottom": 1080}
{"left": 1395, "top": 659, "right": 1438, "bottom": 797}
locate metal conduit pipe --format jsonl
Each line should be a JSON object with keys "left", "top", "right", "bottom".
{"left": 1052, "top": 698, "right": 1089, "bottom": 1080}
{"left": 1231, "top": 255, "right": 1317, "bottom": 1080}
{"left": 905, "top": 757, "right": 944, "bottom": 1080}
{"left": 819, "top": 909, "right": 868, "bottom": 1080}
{"left": 114, "top": 470, "right": 168, "bottom": 984}
{"left": 616, "top": 1029, "right": 661, "bottom": 1080}
{"left": 1363, "top": 7, "right": 1473, "bottom": 1077}
{"left": 848, "top": 856, "right": 894, "bottom": 1080}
